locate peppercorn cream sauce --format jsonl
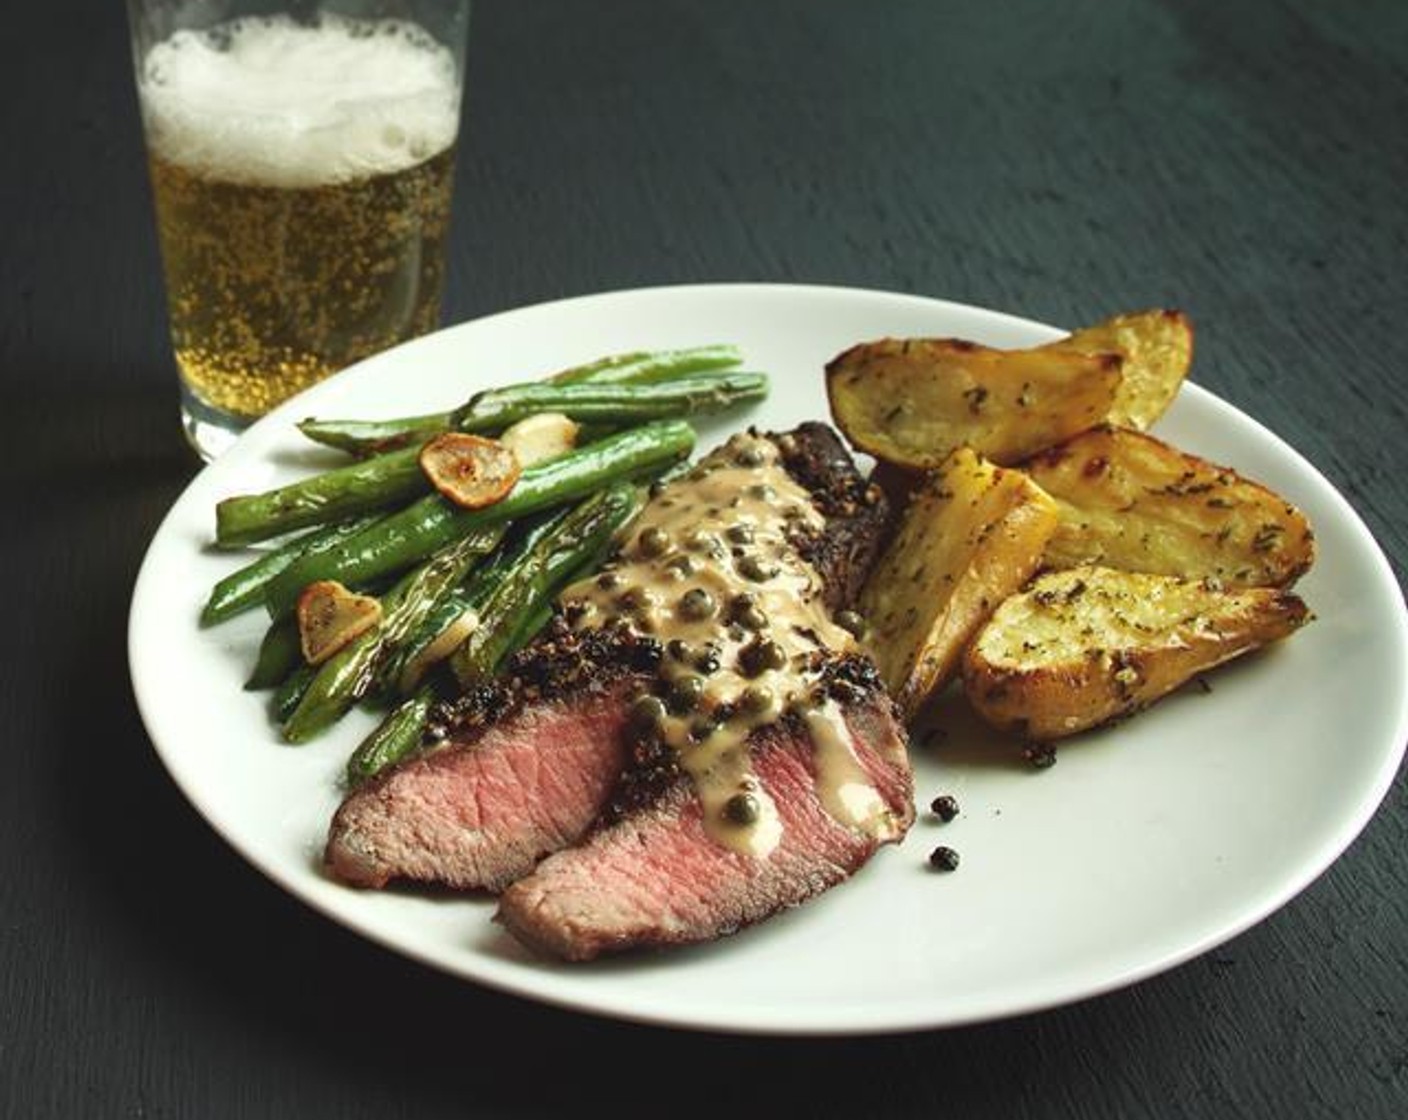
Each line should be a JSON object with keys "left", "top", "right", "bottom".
{"left": 803, "top": 702, "right": 895, "bottom": 834}
{"left": 561, "top": 432, "right": 886, "bottom": 858}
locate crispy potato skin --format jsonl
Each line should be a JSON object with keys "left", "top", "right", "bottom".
{"left": 826, "top": 337, "right": 1121, "bottom": 468}
{"left": 1025, "top": 425, "right": 1315, "bottom": 588}
{"left": 962, "top": 566, "right": 1311, "bottom": 741}
{"left": 1046, "top": 309, "right": 1193, "bottom": 430}
{"left": 859, "top": 448, "right": 1059, "bottom": 719}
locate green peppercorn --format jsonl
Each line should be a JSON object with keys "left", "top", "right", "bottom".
{"left": 678, "top": 588, "right": 716, "bottom": 621}
{"left": 756, "top": 640, "right": 786, "bottom": 671}
{"left": 693, "top": 646, "right": 722, "bottom": 674}
{"left": 665, "top": 554, "right": 697, "bottom": 577}
{"left": 638, "top": 526, "right": 671, "bottom": 557}
{"left": 668, "top": 675, "right": 705, "bottom": 713}
{"left": 738, "top": 555, "right": 777, "bottom": 583}
{"left": 741, "top": 639, "right": 787, "bottom": 677}
{"left": 667, "top": 638, "right": 693, "bottom": 663}
{"left": 595, "top": 571, "right": 620, "bottom": 591}
{"left": 627, "top": 695, "right": 667, "bottom": 742}
{"left": 726, "top": 523, "right": 755, "bottom": 545}
{"left": 739, "top": 684, "right": 774, "bottom": 715}
{"left": 722, "top": 792, "right": 761, "bottom": 826}
{"left": 736, "top": 601, "right": 769, "bottom": 631}
{"left": 734, "top": 446, "right": 766, "bottom": 467}
{"left": 835, "top": 609, "right": 867, "bottom": 639}
{"left": 747, "top": 483, "right": 776, "bottom": 501}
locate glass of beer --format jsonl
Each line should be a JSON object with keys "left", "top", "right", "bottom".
{"left": 126, "top": 0, "right": 471, "bottom": 460}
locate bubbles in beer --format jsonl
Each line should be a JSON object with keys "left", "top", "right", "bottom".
{"left": 137, "top": 14, "right": 460, "bottom": 187}
{"left": 136, "top": 14, "right": 461, "bottom": 425}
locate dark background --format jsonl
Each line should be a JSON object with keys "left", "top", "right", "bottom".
{"left": 4, "top": 0, "right": 1406, "bottom": 1116}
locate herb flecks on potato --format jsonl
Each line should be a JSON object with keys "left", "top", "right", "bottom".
{"left": 962, "top": 566, "right": 1311, "bottom": 741}
{"left": 1044, "top": 309, "right": 1193, "bottom": 431}
{"left": 826, "top": 337, "right": 1121, "bottom": 469}
{"left": 859, "top": 448, "right": 1059, "bottom": 719}
{"left": 1024, "top": 425, "right": 1315, "bottom": 588}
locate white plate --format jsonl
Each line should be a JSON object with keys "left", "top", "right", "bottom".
{"left": 129, "top": 284, "right": 1408, "bottom": 1035}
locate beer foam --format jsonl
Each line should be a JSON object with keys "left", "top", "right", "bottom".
{"left": 138, "top": 14, "right": 460, "bottom": 187}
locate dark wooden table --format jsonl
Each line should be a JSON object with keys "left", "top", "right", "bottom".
{"left": 6, "top": 1, "right": 1406, "bottom": 1115}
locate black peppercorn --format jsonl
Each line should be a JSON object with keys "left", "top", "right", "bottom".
{"left": 928, "top": 846, "right": 960, "bottom": 872}
{"left": 930, "top": 795, "right": 959, "bottom": 822}
{"left": 1023, "top": 744, "right": 1058, "bottom": 770}
{"left": 617, "top": 587, "right": 648, "bottom": 612}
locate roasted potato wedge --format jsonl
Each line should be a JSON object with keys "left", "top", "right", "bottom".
{"left": 859, "top": 447, "right": 1059, "bottom": 718}
{"left": 1045, "top": 309, "right": 1193, "bottom": 430}
{"left": 1025, "top": 425, "right": 1315, "bottom": 588}
{"left": 826, "top": 337, "right": 1122, "bottom": 468}
{"left": 962, "top": 566, "right": 1311, "bottom": 741}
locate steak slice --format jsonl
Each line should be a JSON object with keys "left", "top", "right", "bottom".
{"left": 325, "top": 628, "right": 657, "bottom": 891}
{"left": 324, "top": 422, "right": 891, "bottom": 894}
{"left": 496, "top": 665, "right": 913, "bottom": 961}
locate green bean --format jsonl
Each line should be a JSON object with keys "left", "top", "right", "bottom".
{"left": 449, "top": 484, "right": 642, "bottom": 686}
{"left": 263, "top": 420, "right": 694, "bottom": 619}
{"left": 295, "top": 344, "right": 743, "bottom": 456}
{"left": 344, "top": 684, "right": 437, "bottom": 787}
{"left": 293, "top": 411, "right": 451, "bottom": 458}
{"left": 451, "top": 372, "right": 768, "bottom": 434}
{"left": 215, "top": 446, "right": 425, "bottom": 547}
{"left": 273, "top": 663, "right": 316, "bottom": 725}
{"left": 202, "top": 514, "right": 383, "bottom": 625}
{"left": 547, "top": 343, "right": 742, "bottom": 386}
{"left": 281, "top": 527, "right": 502, "bottom": 743}
{"left": 378, "top": 537, "right": 519, "bottom": 694}
{"left": 245, "top": 617, "right": 301, "bottom": 691}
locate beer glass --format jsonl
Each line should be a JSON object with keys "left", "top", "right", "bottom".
{"left": 127, "top": 0, "right": 471, "bottom": 460}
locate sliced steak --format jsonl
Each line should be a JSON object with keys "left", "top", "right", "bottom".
{"left": 496, "top": 663, "right": 912, "bottom": 960}
{"left": 325, "top": 628, "right": 657, "bottom": 891}
{"left": 324, "top": 422, "right": 894, "bottom": 900}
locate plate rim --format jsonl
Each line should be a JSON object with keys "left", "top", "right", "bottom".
{"left": 128, "top": 281, "right": 1408, "bottom": 1035}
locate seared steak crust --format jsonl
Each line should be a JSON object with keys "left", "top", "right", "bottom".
{"left": 773, "top": 421, "right": 889, "bottom": 611}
